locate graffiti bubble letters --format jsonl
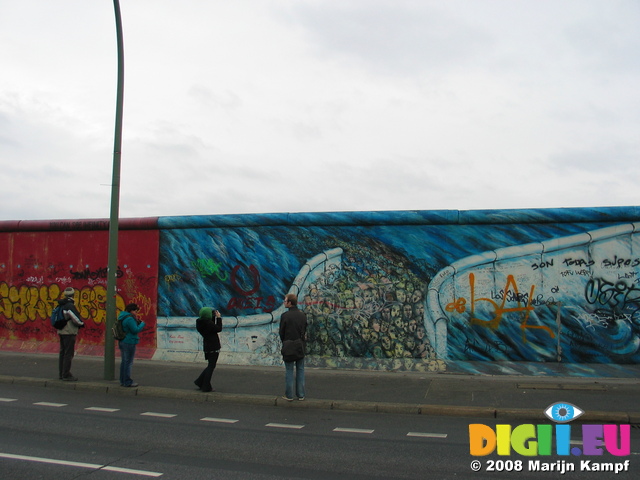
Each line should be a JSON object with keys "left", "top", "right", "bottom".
{"left": 584, "top": 277, "right": 640, "bottom": 311}
{"left": 0, "top": 282, "right": 124, "bottom": 326}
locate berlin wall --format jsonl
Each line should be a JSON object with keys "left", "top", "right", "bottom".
{"left": 2, "top": 206, "right": 640, "bottom": 375}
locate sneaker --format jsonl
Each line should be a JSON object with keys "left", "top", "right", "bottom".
{"left": 298, "top": 397, "right": 305, "bottom": 401}
{"left": 62, "top": 375, "right": 78, "bottom": 382}
{"left": 281, "top": 396, "right": 293, "bottom": 402}
{"left": 125, "top": 383, "right": 139, "bottom": 388}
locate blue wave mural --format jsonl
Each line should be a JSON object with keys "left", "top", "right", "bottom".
{"left": 154, "top": 208, "right": 640, "bottom": 373}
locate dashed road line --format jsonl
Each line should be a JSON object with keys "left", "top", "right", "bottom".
{"left": 407, "top": 432, "right": 447, "bottom": 439}
{"left": 0, "top": 452, "right": 163, "bottom": 477}
{"left": 266, "top": 423, "right": 305, "bottom": 429}
{"left": 6, "top": 398, "right": 460, "bottom": 441}
{"left": 333, "top": 427, "right": 374, "bottom": 434}
{"left": 201, "top": 417, "right": 239, "bottom": 424}
{"left": 141, "top": 412, "right": 177, "bottom": 418}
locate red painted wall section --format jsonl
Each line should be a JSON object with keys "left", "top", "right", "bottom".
{"left": 0, "top": 229, "right": 159, "bottom": 358}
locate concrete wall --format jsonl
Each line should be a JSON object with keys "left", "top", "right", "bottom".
{"left": 2, "top": 207, "right": 640, "bottom": 374}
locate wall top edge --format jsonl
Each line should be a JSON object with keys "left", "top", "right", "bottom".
{"left": 0, "top": 217, "right": 159, "bottom": 232}
{"left": 1, "top": 206, "right": 639, "bottom": 232}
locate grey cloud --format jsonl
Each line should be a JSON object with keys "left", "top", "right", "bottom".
{"left": 283, "top": 2, "right": 492, "bottom": 75}
{"left": 188, "top": 85, "right": 242, "bottom": 111}
{"left": 563, "top": 6, "right": 640, "bottom": 74}
{"left": 549, "top": 141, "right": 639, "bottom": 173}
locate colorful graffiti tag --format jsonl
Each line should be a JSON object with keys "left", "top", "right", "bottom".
{"left": 0, "top": 228, "right": 159, "bottom": 353}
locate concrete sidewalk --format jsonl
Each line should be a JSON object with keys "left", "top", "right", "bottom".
{"left": 1, "top": 352, "right": 639, "bottom": 422}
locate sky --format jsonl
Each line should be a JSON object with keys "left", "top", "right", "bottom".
{"left": 1, "top": 0, "right": 639, "bottom": 221}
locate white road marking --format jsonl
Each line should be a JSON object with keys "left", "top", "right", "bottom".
{"left": 201, "top": 417, "right": 239, "bottom": 424}
{"left": 333, "top": 427, "right": 374, "bottom": 434}
{"left": 266, "top": 423, "right": 304, "bottom": 429}
{"left": 102, "top": 465, "right": 163, "bottom": 476}
{"left": 33, "top": 402, "right": 66, "bottom": 407}
{"left": 0, "top": 398, "right": 18, "bottom": 402}
{"left": 85, "top": 407, "right": 120, "bottom": 413}
{"left": 0, "top": 452, "right": 163, "bottom": 477}
{"left": 141, "top": 412, "right": 177, "bottom": 418}
{"left": 407, "top": 432, "right": 448, "bottom": 438}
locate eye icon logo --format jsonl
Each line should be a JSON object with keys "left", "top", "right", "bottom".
{"left": 544, "top": 402, "right": 584, "bottom": 423}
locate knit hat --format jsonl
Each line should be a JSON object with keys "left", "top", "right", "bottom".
{"left": 63, "top": 287, "right": 75, "bottom": 297}
{"left": 199, "top": 307, "right": 213, "bottom": 320}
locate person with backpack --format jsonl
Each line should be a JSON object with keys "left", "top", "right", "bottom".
{"left": 118, "top": 303, "right": 145, "bottom": 387}
{"left": 194, "top": 307, "right": 222, "bottom": 392}
{"left": 57, "top": 287, "right": 84, "bottom": 381}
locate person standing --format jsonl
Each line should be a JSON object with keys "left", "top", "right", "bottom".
{"left": 57, "top": 287, "right": 84, "bottom": 381}
{"left": 118, "top": 303, "right": 145, "bottom": 387}
{"left": 279, "top": 293, "right": 307, "bottom": 401}
{"left": 194, "top": 307, "right": 222, "bottom": 392}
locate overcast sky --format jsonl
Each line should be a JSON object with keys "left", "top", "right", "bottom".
{"left": 1, "top": 0, "right": 639, "bottom": 221}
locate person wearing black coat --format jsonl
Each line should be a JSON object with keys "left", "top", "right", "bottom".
{"left": 279, "top": 293, "right": 307, "bottom": 401}
{"left": 194, "top": 307, "right": 222, "bottom": 392}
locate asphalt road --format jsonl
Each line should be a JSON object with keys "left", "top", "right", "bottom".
{"left": 0, "top": 384, "right": 638, "bottom": 479}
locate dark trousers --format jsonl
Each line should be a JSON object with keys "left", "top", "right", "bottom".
{"left": 58, "top": 334, "right": 76, "bottom": 379}
{"left": 194, "top": 351, "right": 219, "bottom": 392}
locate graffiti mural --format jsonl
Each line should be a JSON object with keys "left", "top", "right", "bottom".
{"left": 4, "top": 208, "right": 640, "bottom": 374}
{"left": 154, "top": 209, "right": 640, "bottom": 372}
{"left": 428, "top": 222, "right": 640, "bottom": 367}
{"left": 0, "top": 226, "right": 159, "bottom": 355}
{"left": 156, "top": 221, "right": 441, "bottom": 371}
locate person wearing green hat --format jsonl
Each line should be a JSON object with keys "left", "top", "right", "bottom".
{"left": 194, "top": 307, "right": 222, "bottom": 392}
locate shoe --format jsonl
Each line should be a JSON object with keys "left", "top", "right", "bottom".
{"left": 281, "top": 396, "right": 293, "bottom": 402}
{"left": 201, "top": 388, "right": 215, "bottom": 393}
{"left": 125, "top": 383, "right": 139, "bottom": 387}
{"left": 62, "top": 375, "right": 78, "bottom": 382}
{"left": 194, "top": 380, "right": 202, "bottom": 389}
{"left": 298, "top": 397, "right": 305, "bottom": 401}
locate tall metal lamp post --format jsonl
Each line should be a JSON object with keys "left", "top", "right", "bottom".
{"left": 105, "top": 0, "right": 125, "bottom": 380}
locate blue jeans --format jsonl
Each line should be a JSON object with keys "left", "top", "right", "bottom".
{"left": 285, "top": 358, "right": 305, "bottom": 399}
{"left": 119, "top": 342, "right": 137, "bottom": 386}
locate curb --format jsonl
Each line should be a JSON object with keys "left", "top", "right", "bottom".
{"left": 0, "top": 375, "right": 635, "bottom": 422}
